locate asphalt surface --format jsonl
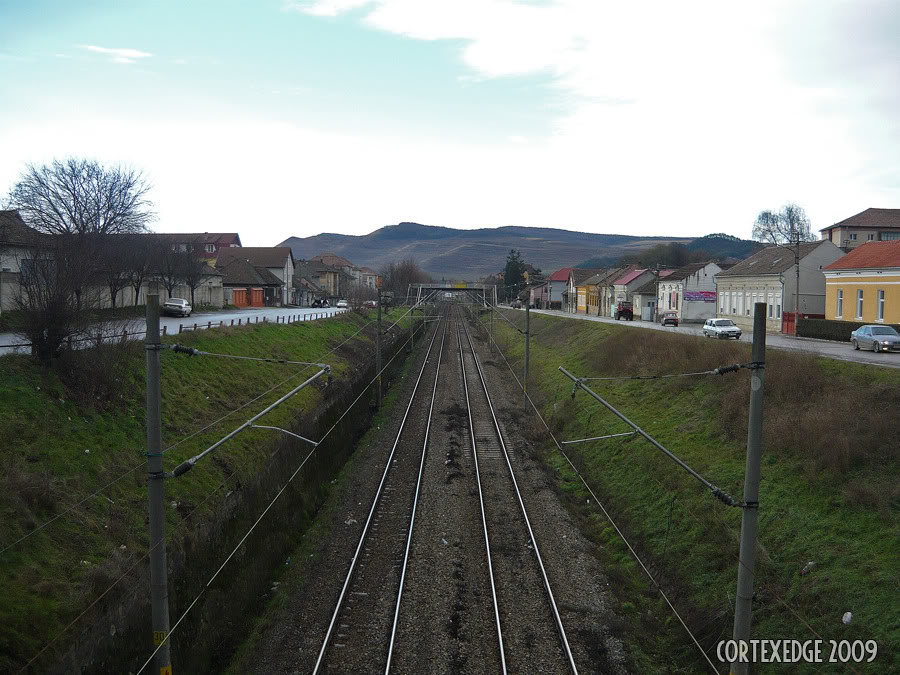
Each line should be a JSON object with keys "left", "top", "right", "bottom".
{"left": 507, "top": 307, "right": 900, "bottom": 369}
{"left": 0, "top": 306, "right": 348, "bottom": 355}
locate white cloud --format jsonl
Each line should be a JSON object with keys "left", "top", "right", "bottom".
{"left": 283, "top": 0, "right": 372, "bottom": 16}
{"left": 508, "top": 135, "right": 528, "bottom": 144}
{"left": 290, "top": 0, "right": 899, "bottom": 235}
{"left": 77, "top": 44, "right": 152, "bottom": 64}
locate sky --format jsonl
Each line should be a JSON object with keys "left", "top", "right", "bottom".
{"left": 1, "top": 0, "right": 898, "bottom": 246}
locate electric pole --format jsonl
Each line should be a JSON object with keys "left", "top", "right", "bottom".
{"left": 145, "top": 295, "right": 172, "bottom": 674}
{"left": 376, "top": 283, "right": 382, "bottom": 408}
{"left": 730, "top": 302, "right": 767, "bottom": 675}
{"left": 524, "top": 301, "right": 530, "bottom": 404}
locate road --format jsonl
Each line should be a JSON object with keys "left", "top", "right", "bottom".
{"left": 506, "top": 307, "right": 900, "bottom": 369}
{"left": 0, "top": 306, "right": 348, "bottom": 355}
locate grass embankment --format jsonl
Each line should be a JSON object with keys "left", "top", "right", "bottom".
{"left": 0, "top": 308, "right": 411, "bottom": 673}
{"left": 485, "top": 309, "right": 898, "bottom": 673}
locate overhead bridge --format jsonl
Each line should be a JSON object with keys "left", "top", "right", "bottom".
{"left": 406, "top": 283, "right": 498, "bottom": 306}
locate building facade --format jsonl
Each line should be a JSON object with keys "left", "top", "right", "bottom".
{"left": 819, "top": 208, "right": 900, "bottom": 250}
{"left": 715, "top": 240, "right": 845, "bottom": 332}
{"left": 657, "top": 262, "right": 722, "bottom": 323}
{"left": 823, "top": 241, "right": 900, "bottom": 324}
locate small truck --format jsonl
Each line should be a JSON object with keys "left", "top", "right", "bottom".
{"left": 614, "top": 301, "right": 634, "bottom": 321}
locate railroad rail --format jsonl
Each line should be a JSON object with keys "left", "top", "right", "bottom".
{"left": 312, "top": 306, "right": 448, "bottom": 674}
{"left": 457, "top": 304, "right": 579, "bottom": 674}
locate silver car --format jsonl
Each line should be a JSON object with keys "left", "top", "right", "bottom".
{"left": 850, "top": 325, "right": 900, "bottom": 353}
{"left": 703, "top": 318, "right": 742, "bottom": 339}
{"left": 162, "top": 298, "right": 192, "bottom": 317}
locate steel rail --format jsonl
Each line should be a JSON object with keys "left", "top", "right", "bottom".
{"left": 455, "top": 306, "right": 508, "bottom": 674}
{"left": 384, "top": 314, "right": 448, "bottom": 672}
{"left": 311, "top": 307, "right": 446, "bottom": 675}
{"left": 459, "top": 308, "right": 579, "bottom": 675}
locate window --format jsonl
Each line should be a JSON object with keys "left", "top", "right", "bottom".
{"left": 878, "top": 289, "right": 885, "bottom": 321}
{"left": 768, "top": 292, "right": 774, "bottom": 318}
{"left": 731, "top": 292, "right": 736, "bottom": 314}
{"left": 849, "top": 233, "right": 857, "bottom": 241}
{"left": 881, "top": 231, "right": 900, "bottom": 241}
{"left": 856, "top": 289, "right": 863, "bottom": 318}
{"left": 745, "top": 292, "right": 751, "bottom": 315}
{"left": 867, "top": 234, "right": 875, "bottom": 241}
{"left": 776, "top": 303, "right": 781, "bottom": 318}
{"left": 836, "top": 289, "right": 843, "bottom": 318}
{"left": 719, "top": 292, "right": 725, "bottom": 313}
{"left": 205, "top": 244, "right": 216, "bottom": 253}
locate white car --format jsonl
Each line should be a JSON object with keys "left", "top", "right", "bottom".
{"left": 703, "top": 318, "right": 741, "bottom": 339}
{"left": 336, "top": 299, "right": 348, "bottom": 308}
{"left": 162, "top": 298, "right": 192, "bottom": 317}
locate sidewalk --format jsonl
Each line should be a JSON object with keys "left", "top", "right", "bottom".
{"left": 504, "top": 307, "right": 900, "bottom": 369}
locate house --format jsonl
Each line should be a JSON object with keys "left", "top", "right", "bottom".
{"left": 823, "top": 240, "right": 900, "bottom": 324}
{"left": 715, "top": 240, "right": 845, "bottom": 333}
{"left": 631, "top": 270, "right": 675, "bottom": 321}
{"left": 568, "top": 268, "right": 604, "bottom": 313}
{"left": 819, "top": 208, "right": 900, "bottom": 250}
{"left": 303, "top": 260, "right": 342, "bottom": 298}
{"left": 293, "top": 274, "right": 326, "bottom": 307}
{"left": 218, "top": 258, "right": 282, "bottom": 307}
{"left": 535, "top": 268, "right": 572, "bottom": 310}
{"left": 154, "top": 232, "right": 241, "bottom": 259}
{"left": 611, "top": 268, "right": 655, "bottom": 316}
{"left": 0, "top": 210, "right": 39, "bottom": 315}
{"left": 656, "top": 262, "right": 722, "bottom": 323}
{"left": 582, "top": 267, "right": 628, "bottom": 317}
{"left": 217, "top": 247, "right": 294, "bottom": 306}
{"left": 358, "top": 267, "right": 378, "bottom": 290}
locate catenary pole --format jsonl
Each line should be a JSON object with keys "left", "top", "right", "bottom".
{"left": 145, "top": 295, "right": 172, "bottom": 674}
{"left": 523, "top": 301, "right": 530, "bottom": 404}
{"left": 730, "top": 302, "right": 767, "bottom": 675}
{"left": 376, "top": 285, "right": 382, "bottom": 408}
{"left": 490, "top": 286, "right": 494, "bottom": 353}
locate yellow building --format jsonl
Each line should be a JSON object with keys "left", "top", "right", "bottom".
{"left": 823, "top": 241, "right": 900, "bottom": 323}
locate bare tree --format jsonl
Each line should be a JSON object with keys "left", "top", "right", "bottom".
{"left": 98, "top": 238, "right": 131, "bottom": 310}
{"left": 125, "top": 235, "right": 164, "bottom": 306}
{"left": 380, "top": 259, "right": 431, "bottom": 299}
{"left": 752, "top": 203, "right": 816, "bottom": 322}
{"left": 179, "top": 250, "right": 213, "bottom": 307}
{"left": 8, "top": 158, "right": 155, "bottom": 236}
{"left": 752, "top": 203, "right": 816, "bottom": 245}
{"left": 155, "top": 246, "right": 184, "bottom": 299}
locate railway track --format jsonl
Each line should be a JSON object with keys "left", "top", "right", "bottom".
{"left": 311, "top": 304, "right": 578, "bottom": 674}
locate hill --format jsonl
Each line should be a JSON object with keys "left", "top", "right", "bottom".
{"left": 279, "top": 222, "right": 692, "bottom": 280}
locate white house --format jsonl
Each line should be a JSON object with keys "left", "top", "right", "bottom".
{"left": 657, "top": 262, "right": 723, "bottom": 323}
{"left": 715, "top": 240, "right": 845, "bottom": 333}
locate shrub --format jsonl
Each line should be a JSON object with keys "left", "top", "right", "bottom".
{"left": 796, "top": 317, "right": 900, "bottom": 341}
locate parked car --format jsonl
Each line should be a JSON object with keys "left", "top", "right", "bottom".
{"left": 614, "top": 301, "right": 633, "bottom": 320}
{"left": 162, "top": 298, "right": 191, "bottom": 317}
{"left": 850, "top": 325, "right": 900, "bottom": 353}
{"left": 703, "top": 318, "right": 742, "bottom": 339}
{"left": 661, "top": 311, "right": 679, "bottom": 327}
{"left": 336, "top": 299, "right": 348, "bottom": 308}
{"left": 363, "top": 299, "right": 378, "bottom": 309}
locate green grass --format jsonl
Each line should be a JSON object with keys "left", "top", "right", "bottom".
{"left": 483, "top": 308, "right": 899, "bottom": 673}
{"left": 0, "top": 307, "right": 411, "bottom": 672}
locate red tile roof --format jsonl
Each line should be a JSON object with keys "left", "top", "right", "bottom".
{"left": 547, "top": 267, "right": 573, "bottom": 281}
{"left": 824, "top": 240, "right": 900, "bottom": 270}
{"left": 819, "top": 208, "right": 900, "bottom": 232}
{"left": 613, "top": 268, "right": 648, "bottom": 285}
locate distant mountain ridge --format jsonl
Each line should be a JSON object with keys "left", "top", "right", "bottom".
{"left": 280, "top": 222, "right": 696, "bottom": 280}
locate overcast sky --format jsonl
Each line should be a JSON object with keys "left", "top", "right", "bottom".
{"left": 1, "top": 0, "right": 897, "bottom": 246}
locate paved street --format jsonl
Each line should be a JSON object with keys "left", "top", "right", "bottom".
{"left": 506, "top": 307, "right": 900, "bottom": 369}
{"left": 0, "top": 306, "right": 348, "bottom": 355}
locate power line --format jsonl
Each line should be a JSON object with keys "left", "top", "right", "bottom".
{"left": 466, "top": 306, "right": 720, "bottom": 673}
{"left": 1, "top": 314, "right": 385, "bottom": 555}
{"left": 135, "top": 315, "right": 437, "bottom": 674}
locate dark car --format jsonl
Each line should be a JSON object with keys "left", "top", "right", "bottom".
{"left": 661, "top": 311, "right": 679, "bottom": 327}
{"left": 850, "top": 325, "right": 900, "bottom": 353}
